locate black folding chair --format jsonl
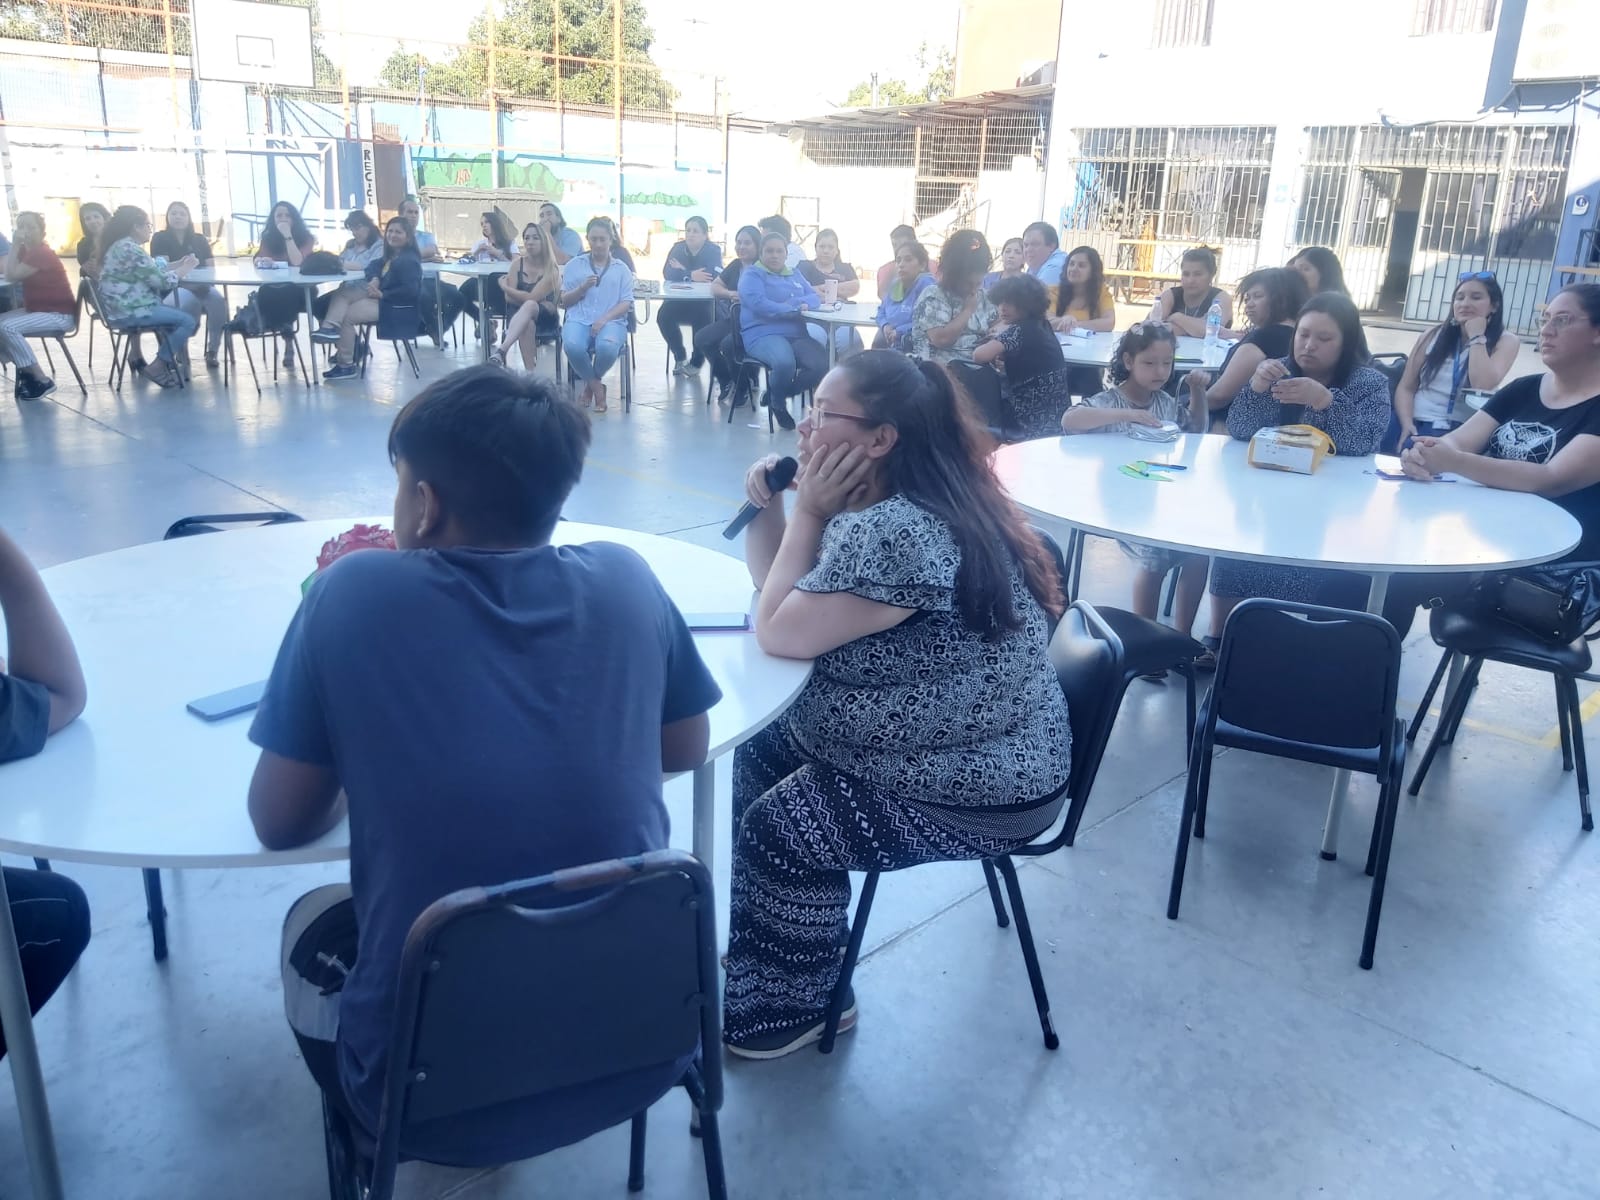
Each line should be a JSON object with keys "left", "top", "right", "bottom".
{"left": 353, "top": 307, "right": 423, "bottom": 380}
{"left": 321, "top": 850, "right": 726, "bottom": 1200}
{"left": 1406, "top": 604, "right": 1594, "bottom": 832}
{"left": 24, "top": 288, "right": 88, "bottom": 395}
{"left": 820, "top": 600, "right": 1126, "bottom": 1054}
{"left": 1167, "top": 600, "right": 1406, "bottom": 969}
{"left": 1054, "top": 526, "right": 1205, "bottom": 771}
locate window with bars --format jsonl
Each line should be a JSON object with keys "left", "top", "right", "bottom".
{"left": 1411, "top": 0, "right": 1495, "bottom": 35}
{"left": 1062, "top": 126, "right": 1273, "bottom": 244}
{"left": 1151, "top": 0, "right": 1214, "bottom": 48}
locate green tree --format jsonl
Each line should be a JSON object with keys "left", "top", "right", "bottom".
{"left": 378, "top": 0, "right": 674, "bottom": 108}
{"left": 842, "top": 42, "right": 955, "bottom": 107}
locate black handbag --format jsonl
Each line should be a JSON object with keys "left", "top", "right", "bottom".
{"left": 1475, "top": 561, "right": 1600, "bottom": 645}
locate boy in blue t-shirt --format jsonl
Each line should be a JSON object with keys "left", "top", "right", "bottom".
{"left": 248, "top": 366, "right": 721, "bottom": 1165}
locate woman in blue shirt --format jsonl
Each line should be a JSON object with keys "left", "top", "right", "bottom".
{"left": 559, "top": 217, "right": 636, "bottom": 414}
{"left": 874, "top": 240, "right": 934, "bottom": 349}
{"left": 738, "top": 232, "right": 828, "bottom": 430}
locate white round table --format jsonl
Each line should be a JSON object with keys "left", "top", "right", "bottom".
{"left": 1055, "top": 330, "right": 1208, "bottom": 369}
{"left": 994, "top": 433, "right": 1581, "bottom": 857}
{"left": 0, "top": 519, "right": 809, "bottom": 1200}
{"left": 807, "top": 302, "right": 881, "bottom": 368}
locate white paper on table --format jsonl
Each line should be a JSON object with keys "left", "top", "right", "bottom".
{"left": 1370, "top": 454, "right": 1482, "bottom": 485}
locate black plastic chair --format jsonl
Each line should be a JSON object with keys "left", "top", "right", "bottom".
{"left": 321, "top": 850, "right": 726, "bottom": 1200}
{"left": 1058, "top": 526, "right": 1205, "bottom": 767}
{"left": 353, "top": 307, "right": 423, "bottom": 380}
{"left": 820, "top": 600, "right": 1126, "bottom": 1054}
{"left": 1371, "top": 352, "right": 1408, "bottom": 398}
{"left": 1167, "top": 600, "right": 1406, "bottom": 969}
{"left": 1406, "top": 605, "right": 1594, "bottom": 832}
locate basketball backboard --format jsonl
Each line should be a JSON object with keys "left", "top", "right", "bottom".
{"left": 192, "top": 0, "right": 315, "bottom": 88}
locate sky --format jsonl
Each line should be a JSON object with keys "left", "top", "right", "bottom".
{"left": 322, "top": 0, "right": 961, "bottom": 121}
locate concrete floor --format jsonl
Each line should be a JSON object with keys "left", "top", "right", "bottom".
{"left": 0, "top": 316, "right": 1596, "bottom": 1199}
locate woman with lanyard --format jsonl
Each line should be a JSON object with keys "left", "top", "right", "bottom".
{"left": 1390, "top": 270, "right": 1519, "bottom": 447}
{"left": 559, "top": 216, "right": 635, "bottom": 413}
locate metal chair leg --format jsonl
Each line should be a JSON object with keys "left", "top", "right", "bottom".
{"left": 1441, "top": 669, "right": 1479, "bottom": 745}
{"left": 1360, "top": 730, "right": 1406, "bottom": 970}
{"left": 1409, "top": 657, "right": 1484, "bottom": 796}
{"left": 1167, "top": 756, "right": 1204, "bottom": 920}
{"left": 980, "top": 859, "right": 1010, "bottom": 928}
{"left": 626, "top": 1111, "right": 646, "bottom": 1192}
{"left": 144, "top": 868, "right": 168, "bottom": 962}
{"left": 689, "top": 1078, "right": 729, "bottom": 1200}
{"left": 56, "top": 340, "right": 87, "bottom": 395}
{"left": 821, "top": 871, "right": 878, "bottom": 1053}
{"left": 1556, "top": 677, "right": 1575, "bottom": 771}
{"left": 1192, "top": 732, "right": 1216, "bottom": 839}
{"left": 1563, "top": 674, "right": 1593, "bottom": 832}
{"left": 993, "top": 855, "right": 1058, "bottom": 1050}
{"left": 1180, "top": 664, "right": 1198, "bottom": 761}
{"left": 1407, "top": 650, "right": 1454, "bottom": 743}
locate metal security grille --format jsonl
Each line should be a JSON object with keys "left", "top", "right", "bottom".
{"left": 1296, "top": 123, "right": 1570, "bottom": 334}
{"left": 1061, "top": 126, "right": 1273, "bottom": 284}
{"left": 788, "top": 92, "right": 1052, "bottom": 257}
{"left": 1411, "top": 0, "right": 1496, "bottom": 36}
{"left": 1151, "top": 0, "right": 1215, "bottom": 48}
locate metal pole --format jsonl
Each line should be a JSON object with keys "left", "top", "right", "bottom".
{"left": 553, "top": 0, "right": 564, "bottom": 153}
{"left": 488, "top": 5, "right": 500, "bottom": 190}
{"left": 0, "top": 868, "right": 66, "bottom": 1200}
{"left": 613, "top": 0, "right": 623, "bottom": 230}
{"left": 721, "top": 110, "right": 731, "bottom": 239}
{"left": 161, "top": 0, "right": 180, "bottom": 137}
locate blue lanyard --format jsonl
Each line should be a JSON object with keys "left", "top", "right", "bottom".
{"left": 1450, "top": 347, "right": 1468, "bottom": 398}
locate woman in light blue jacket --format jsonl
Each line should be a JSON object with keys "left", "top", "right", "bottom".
{"left": 738, "top": 232, "right": 829, "bottom": 430}
{"left": 874, "top": 240, "right": 935, "bottom": 349}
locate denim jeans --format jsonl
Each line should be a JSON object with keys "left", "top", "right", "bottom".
{"left": 746, "top": 333, "right": 828, "bottom": 403}
{"left": 561, "top": 319, "right": 627, "bottom": 381}
{"left": 135, "top": 303, "right": 200, "bottom": 362}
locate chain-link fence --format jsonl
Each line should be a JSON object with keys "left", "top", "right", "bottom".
{"left": 0, "top": 0, "right": 739, "bottom": 276}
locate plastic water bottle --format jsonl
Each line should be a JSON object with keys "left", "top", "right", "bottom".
{"left": 1204, "top": 301, "right": 1223, "bottom": 367}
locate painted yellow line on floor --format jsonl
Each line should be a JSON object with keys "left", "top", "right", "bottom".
{"left": 1404, "top": 700, "right": 1552, "bottom": 750}
{"left": 1535, "top": 686, "right": 1600, "bottom": 749}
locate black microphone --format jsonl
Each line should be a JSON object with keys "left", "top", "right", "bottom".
{"left": 723, "top": 456, "right": 799, "bottom": 540}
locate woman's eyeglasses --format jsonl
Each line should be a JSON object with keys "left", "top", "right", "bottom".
{"left": 1457, "top": 270, "right": 1496, "bottom": 282}
{"left": 809, "top": 408, "right": 879, "bottom": 430}
{"left": 1538, "top": 312, "right": 1583, "bottom": 333}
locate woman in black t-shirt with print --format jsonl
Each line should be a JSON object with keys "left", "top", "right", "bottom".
{"left": 1384, "top": 284, "right": 1600, "bottom": 637}
{"left": 693, "top": 224, "right": 760, "bottom": 401}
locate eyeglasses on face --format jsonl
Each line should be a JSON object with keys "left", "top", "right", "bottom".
{"left": 808, "top": 408, "right": 879, "bottom": 429}
{"left": 1458, "top": 270, "right": 1495, "bottom": 282}
{"left": 1538, "top": 312, "right": 1584, "bottom": 333}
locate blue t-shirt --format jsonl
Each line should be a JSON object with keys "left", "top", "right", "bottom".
{"left": 562, "top": 253, "right": 635, "bottom": 332}
{"left": 249, "top": 541, "right": 721, "bottom": 1158}
{"left": 1031, "top": 248, "right": 1067, "bottom": 286}
{"left": 553, "top": 226, "right": 583, "bottom": 260}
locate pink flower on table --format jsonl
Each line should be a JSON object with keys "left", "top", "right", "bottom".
{"left": 315, "top": 524, "right": 397, "bottom": 570}
{"left": 302, "top": 524, "right": 397, "bottom": 595}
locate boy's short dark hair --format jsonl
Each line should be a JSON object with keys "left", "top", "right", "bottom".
{"left": 387, "top": 366, "right": 591, "bottom": 546}
{"left": 987, "top": 273, "right": 1049, "bottom": 320}
{"left": 760, "top": 213, "right": 792, "bottom": 242}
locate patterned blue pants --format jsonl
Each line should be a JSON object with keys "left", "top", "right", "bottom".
{"left": 722, "top": 716, "right": 1057, "bottom": 1044}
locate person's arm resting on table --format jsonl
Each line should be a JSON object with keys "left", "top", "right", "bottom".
{"left": 246, "top": 598, "right": 346, "bottom": 850}
{"left": 0, "top": 528, "right": 87, "bottom": 754}
{"left": 1405, "top": 411, "right": 1600, "bottom": 495}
